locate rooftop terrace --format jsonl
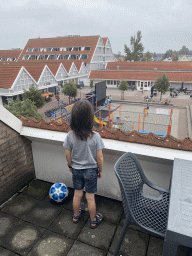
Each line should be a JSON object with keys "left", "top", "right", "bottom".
{"left": 1, "top": 88, "right": 192, "bottom": 256}
{"left": 0, "top": 178, "right": 190, "bottom": 256}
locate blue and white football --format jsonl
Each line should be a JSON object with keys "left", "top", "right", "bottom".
{"left": 49, "top": 183, "right": 69, "bottom": 203}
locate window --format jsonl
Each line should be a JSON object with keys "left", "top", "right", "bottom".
{"left": 30, "top": 55, "right": 36, "bottom": 60}
{"left": 46, "top": 48, "right": 52, "bottom": 52}
{"left": 49, "top": 55, "right": 57, "bottom": 60}
{"left": 27, "top": 48, "right": 33, "bottom": 52}
{"left": 82, "top": 54, "right": 88, "bottom": 59}
{"left": 24, "top": 55, "right": 29, "bottom": 60}
{"left": 148, "top": 82, "right": 150, "bottom": 86}
{"left": 66, "top": 47, "right": 72, "bottom": 51}
{"left": 141, "top": 82, "right": 143, "bottom": 87}
{"left": 52, "top": 48, "right": 60, "bottom": 51}
{"left": 71, "top": 55, "right": 76, "bottom": 59}
{"left": 114, "top": 80, "right": 116, "bottom": 85}
{"left": 33, "top": 48, "right": 40, "bottom": 52}
{"left": 144, "top": 82, "right": 147, "bottom": 87}
{"left": 84, "top": 47, "right": 91, "bottom": 51}
{"left": 107, "top": 80, "right": 110, "bottom": 85}
{"left": 39, "top": 55, "right": 45, "bottom": 60}
{"left": 74, "top": 47, "right": 79, "bottom": 51}
{"left": 59, "top": 55, "right": 64, "bottom": 60}
{"left": 64, "top": 55, "right": 69, "bottom": 59}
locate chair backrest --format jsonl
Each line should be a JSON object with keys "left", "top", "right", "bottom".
{"left": 114, "top": 152, "right": 149, "bottom": 218}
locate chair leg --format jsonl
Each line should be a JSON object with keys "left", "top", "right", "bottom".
{"left": 114, "top": 217, "right": 131, "bottom": 256}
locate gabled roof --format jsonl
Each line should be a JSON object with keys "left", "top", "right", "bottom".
{"left": 0, "top": 66, "right": 22, "bottom": 89}
{"left": 19, "top": 35, "right": 100, "bottom": 63}
{"left": 0, "top": 49, "right": 22, "bottom": 59}
{"left": 102, "top": 38, "right": 108, "bottom": 46}
{"left": 0, "top": 61, "right": 78, "bottom": 89}
{"left": 106, "top": 61, "right": 192, "bottom": 71}
{"left": 89, "top": 70, "right": 192, "bottom": 82}
{"left": 24, "top": 65, "right": 45, "bottom": 82}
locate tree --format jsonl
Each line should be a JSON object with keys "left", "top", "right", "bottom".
{"left": 179, "top": 45, "right": 189, "bottom": 55}
{"left": 153, "top": 52, "right": 157, "bottom": 58}
{"left": 124, "top": 31, "right": 144, "bottom": 61}
{"left": 90, "top": 79, "right": 94, "bottom": 90}
{"left": 23, "top": 84, "right": 45, "bottom": 109}
{"left": 118, "top": 80, "right": 128, "bottom": 100}
{"left": 61, "top": 82, "right": 77, "bottom": 104}
{"left": 155, "top": 74, "right": 170, "bottom": 101}
{"left": 116, "top": 51, "right": 122, "bottom": 58}
{"left": 4, "top": 99, "right": 43, "bottom": 120}
{"left": 172, "top": 53, "right": 179, "bottom": 61}
{"left": 161, "top": 49, "right": 174, "bottom": 60}
{"left": 142, "top": 51, "right": 153, "bottom": 61}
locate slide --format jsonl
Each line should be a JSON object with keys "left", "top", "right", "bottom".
{"left": 94, "top": 116, "right": 107, "bottom": 126}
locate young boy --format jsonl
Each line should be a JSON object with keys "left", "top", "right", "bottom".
{"left": 63, "top": 100, "right": 104, "bottom": 228}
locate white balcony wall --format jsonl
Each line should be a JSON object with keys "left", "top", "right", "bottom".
{"left": 19, "top": 126, "right": 181, "bottom": 201}
{"left": 30, "top": 141, "right": 173, "bottom": 200}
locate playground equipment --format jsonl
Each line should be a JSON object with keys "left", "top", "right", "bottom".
{"left": 94, "top": 116, "right": 107, "bottom": 126}
{"left": 108, "top": 104, "right": 122, "bottom": 130}
{"left": 106, "top": 104, "right": 173, "bottom": 137}
{"left": 50, "top": 111, "right": 56, "bottom": 121}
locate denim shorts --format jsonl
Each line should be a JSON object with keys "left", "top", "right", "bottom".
{"left": 72, "top": 167, "right": 98, "bottom": 193}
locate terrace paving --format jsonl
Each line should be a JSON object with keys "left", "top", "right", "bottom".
{"left": 0, "top": 179, "right": 190, "bottom": 256}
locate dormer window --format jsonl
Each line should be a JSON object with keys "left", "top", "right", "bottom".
{"left": 27, "top": 48, "right": 33, "bottom": 52}
{"left": 84, "top": 47, "right": 91, "bottom": 51}
{"left": 82, "top": 54, "right": 88, "bottom": 59}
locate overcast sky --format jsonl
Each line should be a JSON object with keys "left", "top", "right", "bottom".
{"left": 1, "top": 0, "right": 192, "bottom": 54}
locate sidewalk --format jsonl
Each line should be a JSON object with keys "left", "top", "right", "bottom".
{"left": 0, "top": 179, "right": 188, "bottom": 256}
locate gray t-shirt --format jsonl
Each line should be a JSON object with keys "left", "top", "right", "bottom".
{"left": 63, "top": 131, "right": 105, "bottom": 169}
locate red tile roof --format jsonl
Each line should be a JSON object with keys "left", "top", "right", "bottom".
{"left": 0, "top": 66, "right": 22, "bottom": 89}
{"left": 106, "top": 61, "right": 192, "bottom": 71}
{"left": 0, "top": 60, "right": 78, "bottom": 88}
{"left": 102, "top": 38, "right": 108, "bottom": 46}
{"left": 24, "top": 65, "right": 45, "bottom": 82}
{"left": 0, "top": 50, "right": 22, "bottom": 59}
{"left": 19, "top": 36, "right": 100, "bottom": 63}
{"left": 89, "top": 70, "right": 192, "bottom": 82}
{"left": 19, "top": 116, "right": 192, "bottom": 152}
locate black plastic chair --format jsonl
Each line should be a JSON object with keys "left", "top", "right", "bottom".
{"left": 114, "top": 152, "right": 170, "bottom": 256}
